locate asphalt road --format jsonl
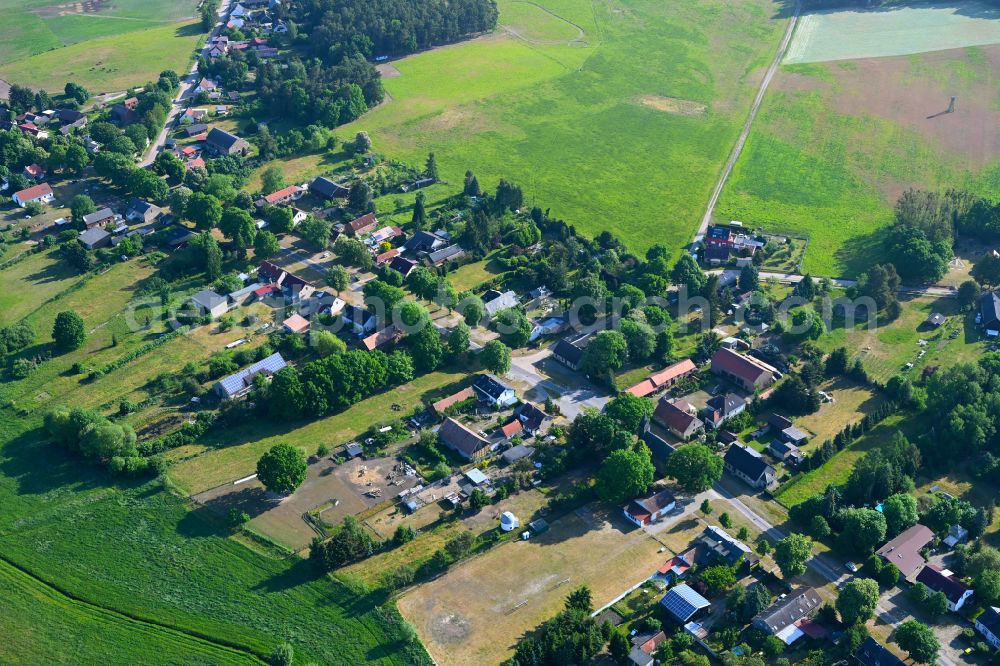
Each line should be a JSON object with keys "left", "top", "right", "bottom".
{"left": 507, "top": 347, "right": 609, "bottom": 419}
{"left": 140, "top": 0, "right": 234, "bottom": 168}
{"left": 713, "top": 269, "right": 958, "bottom": 298}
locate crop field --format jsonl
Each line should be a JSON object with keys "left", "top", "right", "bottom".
{"left": 718, "top": 44, "right": 1000, "bottom": 276}
{"left": 0, "top": 559, "right": 260, "bottom": 666}
{"left": 318, "top": 0, "right": 791, "bottom": 256}
{"left": 0, "top": 19, "right": 203, "bottom": 94}
{"left": 0, "top": 0, "right": 199, "bottom": 66}
{"left": 167, "top": 368, "right": 472, "bottom": 495}
{"left": 785, "top": 1, "right": 1000, "bottom": 64}
{"left": 398, "top": 504, "right": 666, "bottom": 666}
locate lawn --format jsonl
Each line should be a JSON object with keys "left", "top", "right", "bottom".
{"left": 717, "top": 46, "right": 1000, "bottom": 277}
{"left": 0, "top": 248, "right": 85, "bottom": 327}
{"left": 0, "top": 559, "right": 260, "bottom": 666}
{"left": 813, "top": 293, "right": 982, "bottom": 384}
{"left": 775, "top": 414, "right": 913, "bottom": 507}
{"left": 0, "top": 0, "right": 199, "bottom": 65}
{"left": 796, "top": 378, "right": 885, "bottom": 447}
{"left": 328, "top": 0, "right": 788, "bottom": 256}
{"left": 398, "top": 504, "right": 666, "bottom": 666}
{"left": 0, "top": 19, "right": 204, "bottom": 93}
{"left": 449, "top": 254, "right": 505, "bottom": 292}
{"left": 167, "top": 368, "right": 471, "bottom": 495}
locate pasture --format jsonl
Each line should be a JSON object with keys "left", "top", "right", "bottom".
{"left": 0, "top": 19, "right": 203, "bottom": 94}
{"left": 718, "top": 45, "right": 1000, "bottom": 276}
{"left": 398, "top": 504, "right": 665, "bottom": 666}
{"left": 785, "top": 1, "right": 1000, "bottom": 64}
{"left": 320, "top": 0, "right": 790, "bottom": 256}
{"left": 0, "top": 0, "right": 199, "bottom": 66}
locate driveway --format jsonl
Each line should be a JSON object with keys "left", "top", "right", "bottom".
{"left": 506, "top": 346, "right": 609, "bottom": 419}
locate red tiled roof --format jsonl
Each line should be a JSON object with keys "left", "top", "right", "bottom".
{"left": 653, "top": 399, "right": 699, "bottom": 435}
{"left": 24, "top": 163, "right": 44, "bottom": 177}
{"left": 185, "top": 157, "right": 206, "bottom": 169}
{"left": 626, "top": 358, "right": 697, "bottom": 397}
{"left": 711, "top": 348, "right": 775, "bottom": 385}
{"left": 347, "top": 212, "right": 378, "bottom": 233}
{"left": 282, "top": 314, "right": 310, "bottom": 333}
{"left": 263, "top": 185, "right": 301, "bottom": 205}
{"left": 432, "top": 387, "right": 475, "bottom": 414}
{"left": 501, "top": 420, "right": 523, "bottom": 438}
{"left": 14, "top": 182, "right": 53, "bottom": 201}
{"left": 375, "top": 248, "right": 400, "bottom": 265}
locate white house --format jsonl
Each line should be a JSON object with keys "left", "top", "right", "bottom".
{"left": 12, "top": 182, "right": 54, "bottom": 207}
{"left": 472, "top": 374, "right": 517, "bottom": 409}
{"left": 975, "top": 607, "right": 1000, "bottom": 650}
{"left": 190, "top": 290, "right": 229, "bottom": 320}
{"left": 916, "top": 566, "right": 974, "bottom": 612}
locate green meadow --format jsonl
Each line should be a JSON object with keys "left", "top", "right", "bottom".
{"left": 0, "top": 0, "right": 199, "bottom": 66}
{"left": 328, "top": 0, "right": 789, "bottom": 256}
{"left": 0, "top": 19, "right": 204, "bottom": 94}
{"left": 718, "top": 50, "right": 1000, "bottom": 277}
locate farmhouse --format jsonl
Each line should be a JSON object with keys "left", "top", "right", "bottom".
{"left": 205, "top": 128, "right": 250, "bottom": 156}
{"left": 214, "top": 352, "right": 287, "bottom": 399}
{"left": 660, "top": 584, "right": 711, "bottom": 623}
{"left": 710, "top": 348, "right": 777, "bottom": 392}
{"left": 876, "top": 524, "right": 934, "bottom": 580}
{"left": 438, "top": 417, "right": 490, "bottom": 461}
{"left": 499, "top": 419, "right": 522, "bottom": 440}
{"left": 345, "top": 213, "right": 378, "bottom": 237}
{"left": 375, "top": 248, "right": 399, "bottom": 266}
{"left": 190, "top": 290, "right": 229, "bottom": 319}
{"left": 623, "top": 488, "right": 676, "bottom": 527}
{"left": 12, "top": 182, "right": 54, "bottom": 207}
{"left": 257, "top": 260, "right": 315, "bottom": 302}
{"left": 981, "top": 292, "right": 1000, "bottom": 337}
{"left": 916, "top": 565, "right": 974, "bottom": 611}
{"left": 626, "top": 358, "right": 697, "bottom": 398}
{"left": 342, "top": 305, "right": 377, "bottom": 336}
{"left": 724, "top": 443, "right": 776, "bottom": 489}
{"left": 641, "top": 417, "right": 676, "bottom": 462}
{"left": 652, "top": 398, "right": 703, "bottom": 440}
{"left": 975, "top": 607, "right": 1000, "bottom": 650}
{"left": 79, "top": 227, "right": 111, "bottom": 250}
{"left": 854, "top": 637, "right": 904, "bottom": 666}
{"left": 472, "top": 374, "right": 517, "bottom": 409}
{"left": 753, "top": 587, "right": 824, "bottom": 646}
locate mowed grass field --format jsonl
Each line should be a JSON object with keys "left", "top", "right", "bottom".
{"left": 0, "top": 0, "right": 199, "bottom": 65}
{"left": 274, "top": 0, "right": 791, "bottom": 256}
{"left": 0, "top": 19, "right": 204, "bottom": 94}
{"left": 718, "top": 44, "right": 1000, "bottom": 277}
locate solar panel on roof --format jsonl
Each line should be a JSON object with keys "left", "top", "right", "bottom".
{"left": 217, "top": 352, "right": 286, "bottom": 397}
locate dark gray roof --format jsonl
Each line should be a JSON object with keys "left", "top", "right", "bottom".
{"left": 977, "top": 607, "right": 1000, "bottom": 640}
{"left": 854, "top": 637, "right": 904, "bottom": 666}
{"left": 472, "top": 373, "right": 513, "bottom": 402}
{"left": 516, "top": 402, "right": 550, "bottom": 431}
{"left": 83, "top": 207, "right": 114, "bottom": 226}
{"left": 754, "top": 587, "right": 821, "bottom": 634}
{"left": 552, "top": 336, "right": 586, "bottom": 367}
{"left": 310, "top": 176, "right": 349, "bottom": 199}
{"left": 191, "top": 289, "right": 227, "bottom": 310}
{"left": 206, "top": 127, "right": 242, "bottom": 149}
{"left": 438, "top": 417, "right": 489, "bottom": 458}
{"left": 185, "top": 123, "right": 209, "bottom": 135}
{"left": 483, "top": 289, "right": 519, "bottom": 317}
{"left": 981, "top": 292, "right": 1000, "bottom": 329}
{"left": 79, "top": 227, "right": 110, "bottom": 245}
{"left": 405, "top": 230, "right": 445, "bottom": 252}
{"left": 725, "top": 443, "right": 775, "bottom": 482}
{"left": 428, "top": 244, "right": 465, "bottom": 264}
{"left": 707, "top": 393, "right": 744, "bottom": 415}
